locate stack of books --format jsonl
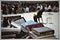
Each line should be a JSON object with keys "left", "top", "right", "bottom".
{"left": 30, "top": 27, "right": 54, "bottom": 39}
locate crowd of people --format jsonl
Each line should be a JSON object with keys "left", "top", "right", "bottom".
{"left": 1, "top": 2, "right": 59, "bottom": 14}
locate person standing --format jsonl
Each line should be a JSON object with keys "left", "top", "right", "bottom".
{"left": 11, "top": 4, "right": 15, "bottom": 14}
{"left": 2, "top": 4, "right": 7, "bottom": 14}
{"left": 14, "top": 4, "right": 18, "bottom": 14}
{"left": 29, "top": 5, "right": 32, "bottom": 12}
{"left": 25, "top": 6, "right": 29, "bottom": 13}
{"left": 16, "top": 4, "right": 23, "bottom": 13}
{"left": 8, "top": 4, "right": 12, "bottom": 14}
{"left": 36, "top": 3, "right": 40, "bottom": 10}
{"left": 47, "top": 5, "right": 52, "bottom": 12}
{"left": 37, "top": 8, "right": 44, "bottom": 23}
{"left": 33, "top": 7, "right": 44, "bottom": 23}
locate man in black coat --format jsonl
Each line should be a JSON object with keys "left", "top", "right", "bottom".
{"left": 33, "top": 7, "right": 44, "bottom": 23}
{"left": 37, "top": 8, "right": 43, "bottom": 23}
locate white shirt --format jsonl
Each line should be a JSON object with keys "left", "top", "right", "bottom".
{"left": 26, "top": 7, "right": 29, "bottom": 12}
{"left": 48, "top": 5, "right": 52, "bottom": 10}
{"left": 37, "top": 6, "right": 40, "bottom": 9}
{"left": 52, "top": 6, "right": 56, "bottom": 10}
{"left": 12, "top": 8, "right": 14, "bottom": 11}
{"left": 45, "top": 7, "right": 48, "bottom": 10}
{"left": 40, "top": 5, "right": 43, "bottom": 10}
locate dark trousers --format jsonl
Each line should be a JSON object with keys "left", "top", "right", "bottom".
{"left": 33, "top": 15, "right": 37, "bottom": 22}
{"left": 33, "top": 15, "right": 43, "bottom": 23}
